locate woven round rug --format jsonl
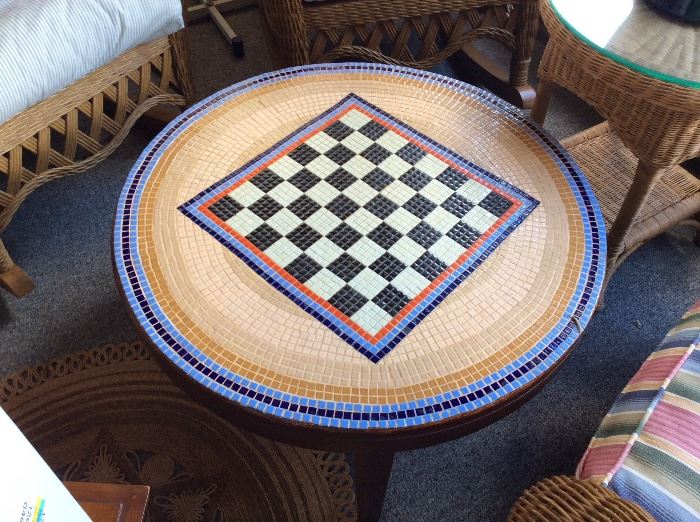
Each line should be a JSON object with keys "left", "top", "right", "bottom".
{"left": 0, "top": 342, "right": 355, "bottom": 521}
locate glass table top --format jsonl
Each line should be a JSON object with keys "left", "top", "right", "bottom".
{"left": 550, "top": 0, "right": 700, "bottom": 88}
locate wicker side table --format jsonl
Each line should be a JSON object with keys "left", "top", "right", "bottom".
{"left": 532, "top": 0, "right": 700, "bottom": 300}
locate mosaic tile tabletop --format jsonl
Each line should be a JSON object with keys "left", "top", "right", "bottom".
{"left": 115, "top": 64, "right": 606, "bottom": 430}
{"left": 180, "top": 94, "right": 539, "bottom": 362}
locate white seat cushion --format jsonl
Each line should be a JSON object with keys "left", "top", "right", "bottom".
{"left": 0, "top": 0, "right": 184, "bottom": 125}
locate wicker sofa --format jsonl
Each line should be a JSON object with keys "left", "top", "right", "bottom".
{"left": 258, "top": 0, "right": 539, "bottom": 108}
{"left": 509, "top": 299, "right": 700, "bottom": 521}
{"left": 0, "top": 2, "right": 194, "bottom": 298}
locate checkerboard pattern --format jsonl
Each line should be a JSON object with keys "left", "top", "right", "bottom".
{"left": 180, "top": 94, "right": 538, "bottom": 362}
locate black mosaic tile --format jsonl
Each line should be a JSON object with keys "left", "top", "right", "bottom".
{"left": 325, "top": 143, "right": 355, "bottom": 165}
{"left": 436, "top": 167, "right": 468, "bottom": 190}
{"left": 288, "top": 168, "right": 321, "bottom": 192}
{"left": 446, "top": 222, "right": 481, "bottom": 249}
{"left": 399, "top": 168, "right": 432, "bottom": 191}
{"left": 403, "top": 193, "right": 437, "bottom": 219}
{"left": 328, "top": 253, "right": 365, "bottom": 282}
{"left": 208, "top": 196, "right": 243, "bottom": 221}
{"left": 249, "top": 168, "right": 284, "bottom": 192}
{"left": 247, "top": 223, "right": 282, "bottom": 251}
{"left": 285, "top": 253, "right": 323, "bottom": 283}
{"left": 364, "top": 194, "right": 398, "bottom": 219}
{"left": 395, "top": 142, "right": 427, "bottom": 165}
{"left": 329, "top": 285, "right": 368, "bottom": 317}
{"left": 363, "top": 168, "right": 394, "bottom": 191}
{"left": 288, "top": 143, "right": 321, "bottom": 165}
{"left": 249, "top": 195, "right": 283, "bottom": 220}
{"left": 369, "top": 253, "right": 406, "bottom": 281}
{"left": 323, "top": 120, "right": 354, "bottom": 141}
{"left": 360, "top": 143, "right": 392, "bottom": 165}
{"left": 372, "top": 285, "right": 411, "bottom": 315}
{"left": 441, "top": 193, "right": 474, "bottom": 218}
{"left": 367, "top": 223, "right": 402, "bottom": 249}
{"left": 326, "top": 194, "right": 360, "bottom": 220}
{"left": 357, "top": 120, "right": 387, "bottom": 140}
{"left": 287, "top": 223, "right": 322, "bottom": 250}
{"left": 288, "top": 195, "right": 321, "bottom": 220}
{"left": 411, "top": 252, "right": 447, "bottom": 280}
{"left": 407, "top": 221, "right": 442, "bottom": 249}
{"left": 327, "top": 223, "right": 362, "bottom": 249}
{"left": 326, "top": 168, "right": 357, "bottom": 191}
{"left": 479, "top": 191, "right": 513, "bottom": 217}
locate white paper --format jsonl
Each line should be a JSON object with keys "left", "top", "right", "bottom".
{"left": 0, "top": 407, "right": 91, "bottom": 521}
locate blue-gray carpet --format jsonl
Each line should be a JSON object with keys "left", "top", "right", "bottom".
{"left": 1, "top": 8, "right": 699, "bottom": 521}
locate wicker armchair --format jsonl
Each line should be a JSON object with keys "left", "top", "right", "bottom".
{"left": 0, "top": 21, "right": 194, "bottom": 298}
{"left": 258, "top": 0, "right": 539, "bottom": 108}
{"left": 509, "top": 299, "right": 700, "bottom": 522}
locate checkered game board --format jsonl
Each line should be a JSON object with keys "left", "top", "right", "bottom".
{"left": 180, "top": 94, "right": 539, "bottom": 362}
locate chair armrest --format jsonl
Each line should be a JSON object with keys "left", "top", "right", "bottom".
{"left": 508, "top": 475, "right": 655, "bottom": 522}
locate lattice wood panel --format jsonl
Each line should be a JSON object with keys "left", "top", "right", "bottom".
{"left": 308, "top": 4, "right": 520, "bottom": 68}
{"left": 0, "top": 32, "right": 193, "bottom": 296}
{"left": 0, "top": 34, "right": 192, "bottom": 233}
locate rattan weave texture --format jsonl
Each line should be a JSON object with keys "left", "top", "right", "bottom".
{"left": 551, "top": 0, "right": 700, "bottom": 88}
{"left": 114, "top": 63, "right": 605, "bottom": 430}
{"left": 0, "top": 31, "right": 194, "bottom": 296}
{"left": 562, "top": 123, "right": 700, "bottom": 252}
{"left": 508, "top": 475, "right": 654, "bottom": 522}
{"left": 539, "top": 1, "right": 700, "bottom": 169}
{"left": 534, "top": 0, "right": 700, "bottom": 303}
{"left": 258, "top": 0, "right": 538, "bottom": 89}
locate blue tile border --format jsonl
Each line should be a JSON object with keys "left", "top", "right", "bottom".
{"left": 114, "top": 63, "right": 606, "bottom": 430}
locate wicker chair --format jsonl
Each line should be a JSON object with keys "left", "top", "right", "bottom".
{"left": 509, "top": 298, "right": 700, "bottom": 522}
{"left": 508, "top": 475, "right": 655, "bottom": 521}
{"left": 258, "top": 0, "right": 539, "bottom": 108}
{"left": 0, "top": 18, "right": 194, "bottom": 298}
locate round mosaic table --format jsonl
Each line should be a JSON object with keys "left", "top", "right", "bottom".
{"left": 114, "top": 63, "right": 606, "bottom": 521}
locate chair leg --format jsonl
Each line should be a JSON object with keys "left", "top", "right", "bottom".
{"left": 531, "top": 79, "right": 554, "bottom": 126}
{"left": 449, "top": 1, "right": 538, "bottom": 109}
{"left": 606, "top": 160, "right": 665, "bottom": 271}
{"left": 0, "top": 239, "right": 34, "bottom": 298}
{"left": 169, "top": 30, "right": 197, "bottom": 106}
{"left": 258, "top": 0, "right": 310, "bottom": 66}
{"left": 508, "top": 0, "right": 539, "bottom": 109}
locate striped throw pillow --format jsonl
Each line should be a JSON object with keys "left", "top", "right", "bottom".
{"left": 577, "top": 299, "right": 700, "bottom": 521}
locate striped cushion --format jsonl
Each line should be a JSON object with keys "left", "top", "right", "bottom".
{"left": 577, "top": 299, "right": 700, "bottom": 521}
{"left": 0, "top": 0, "right": 184, "bottom": 125}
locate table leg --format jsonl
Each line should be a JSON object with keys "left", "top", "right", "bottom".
{"left": 354, "top": 448, "right": 395, "bottom": 522}
{"left": 606, "top": 159, "right": 665, "bottom": 276}
{"left": 531, "top": 79, "right": 554, "bottom": 126}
